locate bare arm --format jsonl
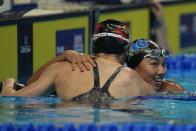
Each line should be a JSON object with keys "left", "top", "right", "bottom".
{"left": 26, "top": 50, "right": 95, "bottom": 85}
{"left": 1, "top": 63, "right": 60, "bottom": 96}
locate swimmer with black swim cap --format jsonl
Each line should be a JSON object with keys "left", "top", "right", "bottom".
{"left": 126, "top": 38, "right": 185, "bottom": 92}
{"left": 126, "top": 39, "right": 169, "bottom": 69}
{"left": 93, "top": 19, "right": 130, "bottom": 54}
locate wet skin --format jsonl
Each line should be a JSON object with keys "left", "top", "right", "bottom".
{"left": 134, "top": 57, "right": 166, "bottom": 91}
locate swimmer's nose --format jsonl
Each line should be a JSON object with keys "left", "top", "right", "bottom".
{"left": 157, "top": 65, "right": 166, "bottom": 76}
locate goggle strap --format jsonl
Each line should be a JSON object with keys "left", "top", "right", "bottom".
{"left": 162, "top": 50, "right": 169, "bottom": 57}
{"left": 93, "top": 33, "right": 129, "bottom": 43}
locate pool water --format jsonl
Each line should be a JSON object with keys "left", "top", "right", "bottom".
{"left": 0, "top": 70, "right": 196, "bottom": 127}
{"left": 165, "top": 70, "right": 196, "bottom": 92}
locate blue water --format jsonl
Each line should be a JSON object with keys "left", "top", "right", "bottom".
{"left": 165, "top": 70, "right": 196, "bottom": 92}
{"left": 0, "top": 70, "right": 196, "bottom": 127}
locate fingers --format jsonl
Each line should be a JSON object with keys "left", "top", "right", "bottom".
{"left": 87, "top": 55, "right": 96, "bottom": 67}
{"left": 64, "top": 50, "right": 80, "bottom": 62}
{"left": 63, "top": 50, "right": 95, "bottom": 72}
{"left": 70, "top": 53, "right": 95, "bottom": 72}
{"left": 80, "top": 54, "right": 96, "bottom": 71}
{"left": 70, "top": 53, "right": 85, "bottom": 72}
{"left": 71, "top": 56, "right": 77, "bottom": 71}
{"left": 77, "top": 62, "right": 85, "bottom": 72}
{"left": 63, "top": 50, "right": 84, "bottom": 71}
{"left": 74, "top": 54, "right": 85, "bottom": 72}
{"left": 4, "top": 78, "right": 15, "bottom": 88}
{"left": 81, "top": 60, "right": 91, "bottom": 71}
{"left": 1, "top": 78, "right": 16, "bottom": 96}
{"left": 69, "top": 52, "right": 82, "bottom": 71}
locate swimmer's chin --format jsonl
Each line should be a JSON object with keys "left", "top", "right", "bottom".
{"left": 154, "top": 81, "right": 163, "bottom": 92}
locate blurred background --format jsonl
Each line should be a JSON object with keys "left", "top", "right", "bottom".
{"left": 0, "top": 0, "right": 196, "bottom": 83}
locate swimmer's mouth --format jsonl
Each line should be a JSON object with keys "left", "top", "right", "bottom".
{"left": 154, "top": 78, "right": 163, "bottom": 88}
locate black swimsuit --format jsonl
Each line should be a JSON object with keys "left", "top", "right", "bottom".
{"left": 72, "top": 61, "right": 123, "bottom": 106}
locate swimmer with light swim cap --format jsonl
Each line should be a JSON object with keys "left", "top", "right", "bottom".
{"left": 126, "top": 39, "right": 185, "bottom": 92}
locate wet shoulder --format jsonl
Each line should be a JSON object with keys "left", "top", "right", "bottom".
{"left": 111, "top": 67, "right": 145, "bottom": 97}
{"left": 52, "top": 61, "right": 72, "bottom": 70}
{"left": 44, "top": 62, "right": 72, "bottom": 77}
{"left": 120, "top": 67, "right": 139, "bottom": 78}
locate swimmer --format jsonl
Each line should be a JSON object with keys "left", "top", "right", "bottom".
{"left": 1, "top": 19, "right": 155, "bottom": 100}
{"left": 125, "top": 38, "right": 185, "bottom": 92}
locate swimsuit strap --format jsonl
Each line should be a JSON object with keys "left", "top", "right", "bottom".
{"left": 101, "top": 66, "right": 124, "bottom": 93}
{"left": 72, "top": 61, "right": 100, "bottom": 100}
{"left": 93, "top": 61, "right": 101, "bottom": 88}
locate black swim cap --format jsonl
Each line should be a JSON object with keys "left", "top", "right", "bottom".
{"left": 93, "top": 19, "right": 130, "bottom": 54}
{"left": 126, "top": 39, "right": 169, "bottom": 69}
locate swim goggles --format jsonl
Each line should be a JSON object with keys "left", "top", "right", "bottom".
{"left": 144, "top": 49, "right": 170, "bottom": 58}
{"left": 93, "top": 32, "right": 130, "bottom": 43}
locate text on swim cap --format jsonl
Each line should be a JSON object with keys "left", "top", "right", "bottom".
{"left": 130, "top": 39, "right": 149, "bottom": 53}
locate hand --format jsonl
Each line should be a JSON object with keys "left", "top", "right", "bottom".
{"left": 0, "top": 78, "right": 16, "bottom": 96}
{"left": 162, "top": 80, "right": 185, "bottom": 92}
{"left": 63, "top": 50, "right": 96, "bottom": 72}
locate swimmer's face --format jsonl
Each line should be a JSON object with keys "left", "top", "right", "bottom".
{"left": 135, "top": 56, "right": 166, "bottom": 91}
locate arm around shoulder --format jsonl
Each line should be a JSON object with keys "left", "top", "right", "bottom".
{"left": 1, "top": 63, "right": 62, "bottom": 97}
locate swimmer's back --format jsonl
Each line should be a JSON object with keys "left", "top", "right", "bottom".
{"left": 54, "top": 61, "right": 93, "bottom": 99}
{"left": 53, "top": 61, "right": 148, "bottom": 99}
